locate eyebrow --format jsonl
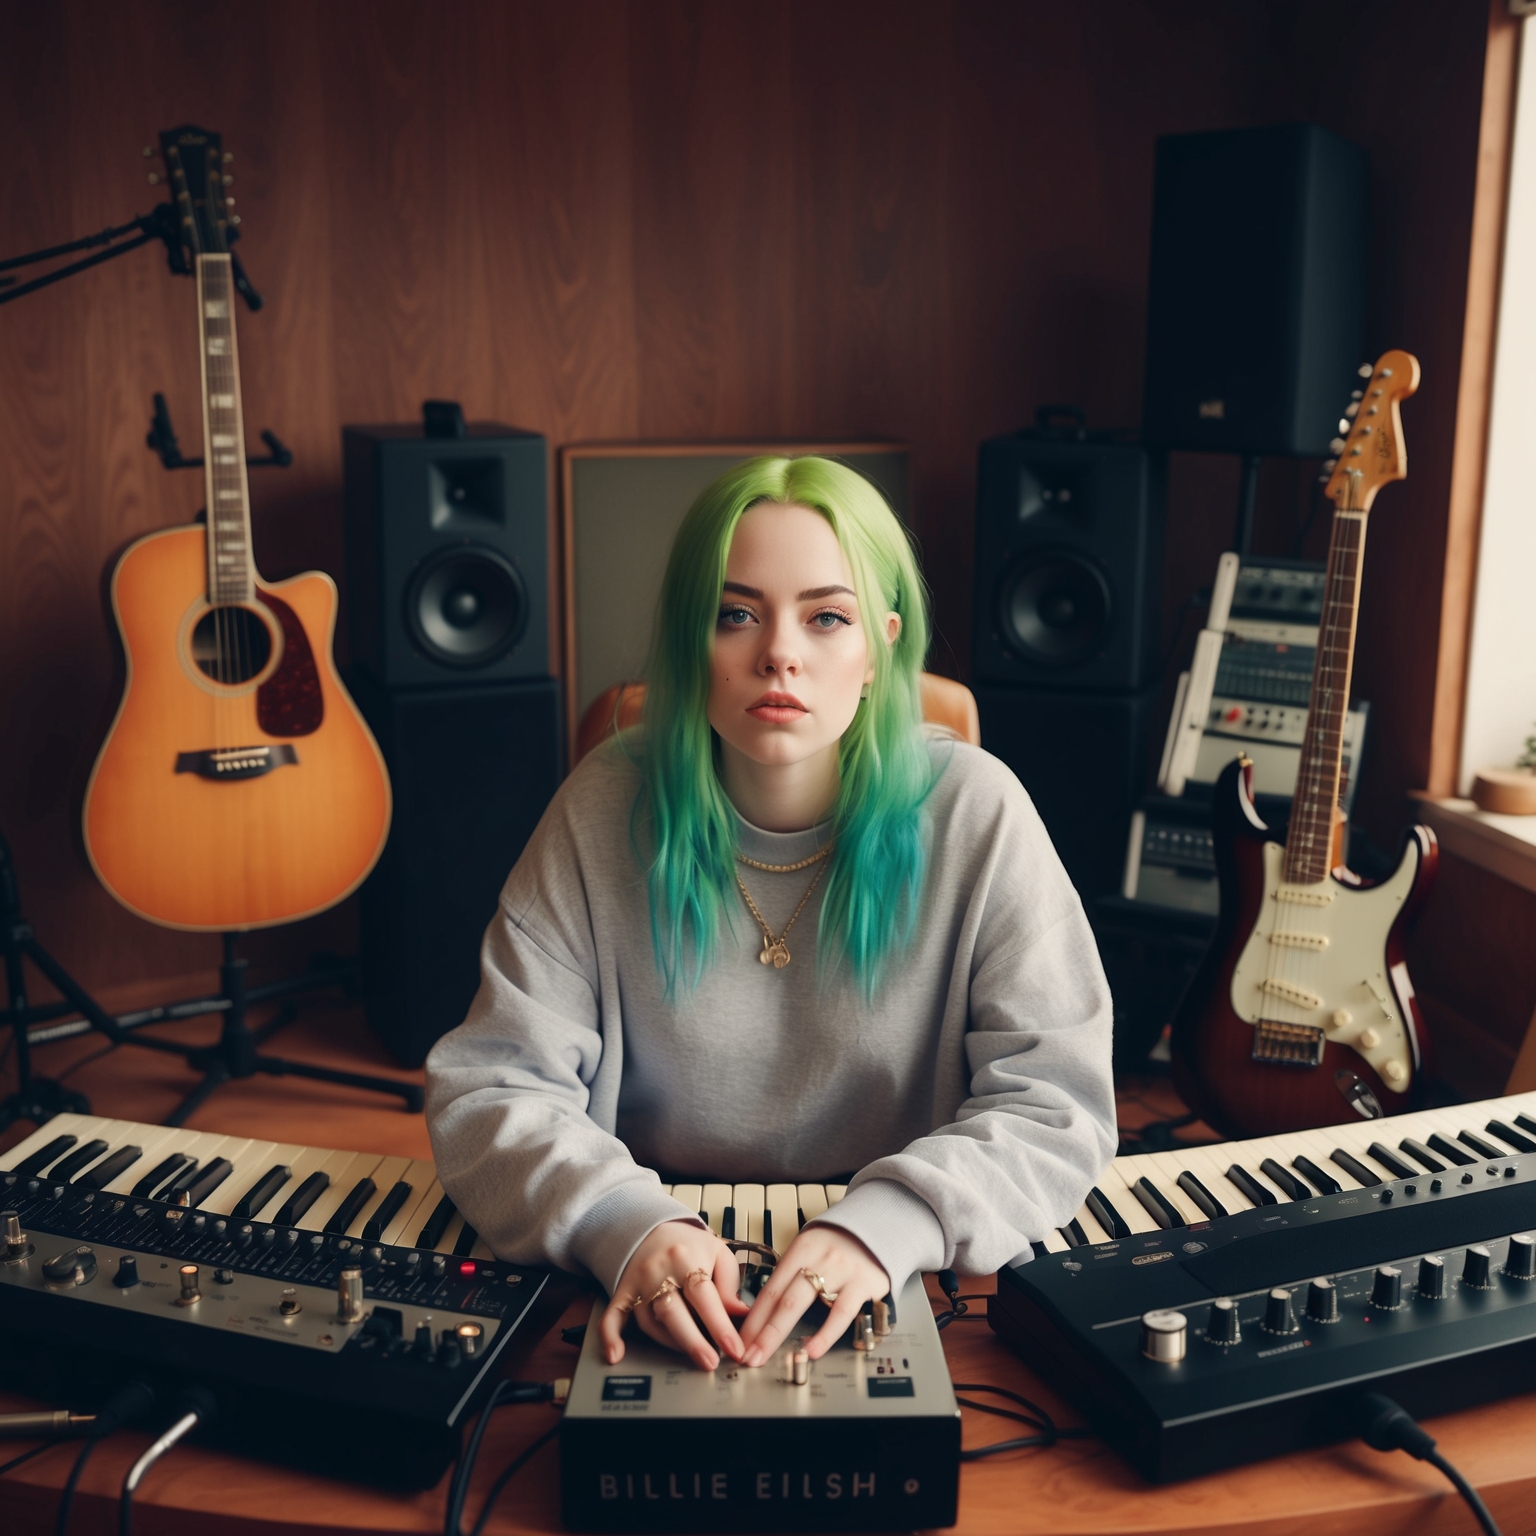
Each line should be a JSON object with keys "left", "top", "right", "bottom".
{"left": 721, "top": 582, "right": 857, "bottom": 601}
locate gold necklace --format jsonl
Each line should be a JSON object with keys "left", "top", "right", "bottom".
{"left": 734, "top": 845, "right": 832, "bottom": 969}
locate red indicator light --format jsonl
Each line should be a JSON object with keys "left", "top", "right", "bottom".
{"left": 459, "top": 1260, "right": 477, "bottom": 1276}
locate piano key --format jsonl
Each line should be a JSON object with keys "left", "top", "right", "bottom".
{"left": 1398, "top": 1137, "right": 1445, "bottom": 1173}
{"left": 1093, "top": 1166, "right": 1160, "bottom": 1234}
{"left": 1225, "top": 1164, "right": 1278, "bottom": 1206}
{"left": 700, "top": 1183, "right": 732, "bottom": 1235}
{"left": 1175, "top": 1145, "right": 1259, "bottom": 1210}
{"left": 183, "top": 1157, "right": 236, "bottom": 1207}
{"left": 1365, "top": 1143, "right": 1417, "bottom": 1180}
{"left": 231, "top": 1163, "right": 293, "bottom": 1220}
{"left": 1040, "top": 1226, "right": 1071, "bottom": 1253}
{"left": 97, "top": 1125, "right": 184, "bottom": 1194}
{"left": 1290, "top": 1155, "right": 1342, "bottom": 1195}
{"left": 1285, "top": 1130, "right": 1371, "bottom": 1190}
{"left": 375, "top": 1163, "right": 442, "bottom": 1246}
{"left": 797, "top": 1184, "right": 829, "bottom": 1223}
{"left": 1069, "top": 1201, "right": 1113, "bottom": 1245}
{"left": 469, "top": 1236, "right": 495, "bottom": 1261}
{"left": 361, "top": 1179, "right": 415, "bottom": 1242}
{"left": 344, "top": 1156, "right": 414, "bottom": 1238}
{"left": 1330, "top": 1150, "right": 1382, "bottom": 1187}
{"left": 183, "top": 1137, "right": 262, "bottom": 1214}
{"left": 1425, "top": 1132, "right": 1475, "bottom": 1167}
{"left": 75, "top": 1145, "right": 144, "bottom": 1190}
{"left": 294, "top": 1152, "right": 385, "bottom": 1232}
{"left": 1084, "top": 1186, "right": 1132, "bottom": 1240}
{"left": 1058, "top": 1218, "right": 1091, "bottom": 1248}
{"left": 721, "top": 1205, "right": 736, "bottom": 1240}
{"left": 1486, "top": 1119, "right": 1536, "bottom": 1154}
{"left": 1517, "top": 1112, "right": 1536, "bottom": 1138}
{"left": 1228, "top": 1138, "right": 1311, "bottom": 1201}
{"left": 1457, "top": 1129, "right": 1505, "bottom": 1160}
{"left": 432, "top": 1209, "right": 468, "bottom": 1256}
{"left": 733, "top": 1185, "right": 767, "bottom": 1247}
{"left": 47, "top": 1139, "right": 110, "bottom": 1183}
{"left": 322, "top": 1174, "right": 378, "bottom": 1235}
{"left": 670, "top": 1184, "right": 704, "bottom": 1223}
{"left": 273, "top": 1171, "right": 330, "bottom": 1227}
{"left": 8, "top": 1132, "right": 79, "bottom": 1179}
{"left": 2, "top": 1112, "right": 97, "bottom": 1174}
{"left": 247, "top": 1145, "right": 345, "bottom": 1223}
{"left": 203, "top": 1140, "right": 305, "bottom": 1218}
{"left": 452, "top": 1223, "right": 479, "bottom": 1258}
{"left": 1131, "top": 1176, "right": 1186, "bottom": 1230}
{"left": 1175, "top": 1170, "right": 1228, "bottom": 1220}
{"left": 1259, "top": 1159, "right": 1312, "bottom": 1201}
{"left": 1116, "top": 1160, "right": 1202, "bottom": 1225}
{"left": 765, "top": 1184, "right": 799, "bottom": 1251}
{"left": 131, "top": 1152, "right": 195, "bottom": 1200}
{"left": 825, "top": 1185, "right": 847, "bottom": 1205}
{"left": 415, "top": 1194, "right": 456, "bottom": 1250}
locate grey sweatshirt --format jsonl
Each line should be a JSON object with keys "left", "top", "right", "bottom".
{"left": 424, "top": 735, "right": 1116, "bottom": 1299}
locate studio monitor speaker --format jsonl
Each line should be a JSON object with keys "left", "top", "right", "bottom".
{"left": 1142, "top": 123, "right": 1368, "bottom": 456}
{"left": 970, "top": 435, "right": 1164, "bottom": 693}
{"left": 344, "top": 420, "right": 550, "bottom": 687}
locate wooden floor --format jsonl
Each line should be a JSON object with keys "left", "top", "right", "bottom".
{"left": 2, "top": 996, "right": 1534, "bottom": 1535}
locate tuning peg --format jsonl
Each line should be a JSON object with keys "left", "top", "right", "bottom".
{"left": 1322, "top": 459, "right": 1337, "bottom": 471}
{"left": 1344, "top": 403, "right": 1359, "bottom": 418}
{"left": 1329, "top": 437, "right": 1347, "bottom": 454}
{"left": 147, "top": 172, "right": 161, "bottom": 185}
{"left": 143, "top": 144, "right": 156, "bottom": 158}
{"left": 225, "top": 196, "right": 235, "bottom": 207}
{"left": 222, "top": 174, "right": 234, "bottom": 186}
{"left": 223, "top": 151, "right": 234, "bottom": 163}
{"left": 1350, "top": 389, "right": 1364, "bottom": 399}
{"left": 1338, "top": 418, "right": 1350, "bottom": 433}
{"left": 1358, "top": 363, "right": 1373, "bottom": 377}
{"left": 229, "top": 214, "right": 241, "bottom": 226}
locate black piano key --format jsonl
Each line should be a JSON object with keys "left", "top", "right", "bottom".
{"left": 131, "top": 1153, "right": 193, "bottom": 1200}
{"left": 1516, "top": 1113, "right": 1536, "bottom": 1138}
{"left": 1457, "top": 1129, "right": 1504, "bottom": 1160}
{"left": 1132, "top": 1177, "right": 1186, "bottom": 1230}
{"left": 1330, "top": 1150, "right": 1383, "bottom": 1187}
{"left": 1366, "top": 1143, "right": 1417, "bottom": 1181}
{"left": 1259, "top": 1159, "right": 1312, "bottom": 1200}
{"left": 232, "top": 1165, "right": 292, "bottom": 1221}
{"left": 75, "top": 1145, "right": 142, "bottom": 1190}
{"left": 361, "top": 1180, "right": 413, "bottom": 1243}
{"left": 763, "top": 1209, "right": 773, "bottom": 1252}
{"left": 46, "top": 1139, "right": 110, "bottom": 1184}
{"left": 273, "top": 1171, "right": 330, "bottom": 1228}
{"left": 1486, "top": 1119, "right": 1536, "bottom": 1154}
{"left": 1291, "top": 1156, "right": 1342, "bottom": 1195}
{"left": 415, "top": 1195, "right": 456, "bottom": 1250}
{"left": 1059, "top": 1219, "right": 1090, "bottom": 1248}
{"left": 1175, "top": 1171, "right": 1229, "bottom": 1220}
{"left": 721, "top": 1207, "right": 736, "bottom": 1241}
{"left": 1426, "top": 1133, "right": 1475, "bottom": 1167}
{"left": 1398, "top": 1138, "right": 1446, "bottom": 1173}
{"left": 9, "top": 1134, "right": 77, "bottom": 1178}
{"left": 183, "top": 1158, "right": 234, "bottom": 1207}
{"left": 1084, "top": 1186, "right": 1131, "bottom": 1240}
{"left": 1225, "top": 1165, "right": 1278, "bottom": 1207}
{"left": 324, "top": 1177, "right": 376, "bottom": 1235}
{"left": 452, "top": 1223, "right": 479, "bottom": 1257}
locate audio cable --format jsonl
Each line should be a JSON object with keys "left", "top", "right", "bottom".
{"left": 1356, "top": 1393, "right": 1503, "bottom": 1536}
{"left": 118, "top": 1387, "right": 218, "bottom": 1536}
{"left": 54, "top": 1381, "right": 155, "bottom": 1536}
{"left": 443, "top": 1378, "right": 568, "bottom": 1536}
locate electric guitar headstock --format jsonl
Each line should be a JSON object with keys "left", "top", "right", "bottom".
{"left": 152, "top": 124, "right": 239, "bottom": 261}
{"left": 1322, "top": 348, "right": 1420, "bottom": 512}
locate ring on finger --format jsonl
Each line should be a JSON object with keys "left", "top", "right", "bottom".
{"left": 618, "top": 1291, "right": 648, "bottom": 1315}
{"left": 800, "top": 1268, "right": 839, "bottom": 1305}
{"left": 682, "top": 1267, "right": 712, "bottom": 1291}
{"left": 646, "top": 1276, "right": 681, "bottom": 1307}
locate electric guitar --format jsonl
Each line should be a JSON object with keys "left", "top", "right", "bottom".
{"left": 83, "top": 125, "right": 390, "bottom": 931}
{"left": 1170, "top": 350, "right": 1436, "bottom": 1137}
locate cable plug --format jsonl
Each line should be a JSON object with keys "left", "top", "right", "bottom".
{"left": 90, "top": 1382, "right": 156, "bottom": 1439}
{"left": 1356, "top": 1392, "right": 1437, "bottom": 1460}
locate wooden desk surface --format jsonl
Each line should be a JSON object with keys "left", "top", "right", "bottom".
{"left": 3, "top": 994, "right": 1534, "bottom": 1535}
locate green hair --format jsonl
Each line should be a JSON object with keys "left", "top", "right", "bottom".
{"left": 636, "top": 456, "right": 934, "bottom": 996}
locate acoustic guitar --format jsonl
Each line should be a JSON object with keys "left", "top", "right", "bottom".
{"left": 1169, "top": 351, "right": 1436, "bottom": 1137}
{"left": 83, "top": 125, "right": 390, "bottom": 932}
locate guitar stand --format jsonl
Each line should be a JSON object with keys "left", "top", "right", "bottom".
{"left": 0, "top": 830, "right": 422, "bottom": 1134}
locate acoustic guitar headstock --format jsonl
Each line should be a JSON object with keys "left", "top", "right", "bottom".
{"left": 151, "top": 124, "right": 239, "bottom": 260}
{"left": 1322, "top": 349, "right": 1420, "bottom": 512}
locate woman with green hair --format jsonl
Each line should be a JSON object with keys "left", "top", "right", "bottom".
{"left": 426, "top": 456, "right": 1115, "bottom": 1372}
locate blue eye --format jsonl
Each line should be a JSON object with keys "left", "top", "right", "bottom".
{"left": 810, "top": 610, "right": 853, "bottom": 629}
{"left": 718, "top": 606, "right": 754, "bottom": 626}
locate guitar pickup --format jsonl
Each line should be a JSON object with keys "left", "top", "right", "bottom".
{"left": 1253, "top": 1019, "right": 1326, "bottom": 1066}
{"left": 174, "top": 744, "right": 298, "bottom": 780}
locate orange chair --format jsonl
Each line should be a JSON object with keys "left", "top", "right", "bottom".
{"left": 576, "top": 673, "right": 980, "bottom": 764}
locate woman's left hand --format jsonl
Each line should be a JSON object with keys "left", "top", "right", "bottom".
{"left": 738, "top": 1225, "right": 889, "bottom": 1368}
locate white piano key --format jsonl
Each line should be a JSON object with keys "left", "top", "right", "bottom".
{"left": 2, "top": 1112, "right": 97, "bottom": 1171}
{"left": 1226, "top": 1138, "right": 1307, "bottom": 1201}
{"left": 263, "top": 1146, "right": 356, "bottom": 1225}
{"left": 1113, "top": 1157, "right": 1202, "bottom": 1225}
{"left": 797, "top": 1184, "right": 829, "bottom": 1222}
{"left": 204, "top": 1140, "right": 294, "bottom": 1218}
{"left": 128, "top": 1129, "right": 226, "bottom": 1196}
{"left": 825, "top": 1184, "right": 847, "bottom": 1205}
{"left": 293, "top": 1151, "right": 388, "bottom": 1232}
{"left": 1092, "top": 1165, "right": 1159, "bottom": 1234}
{"left": 1069, "top": 1201, "right": 1112, "bottom": 1245}
{"left": 470, "top": 1236, "right": 495, "bottom": 1261}
{"left": 1175, "top": 1145, "right": 1260, "bottom": 1211}
{"left": 1288, "top": 1128, "right": 1371, "bottom": 1188}
{"left": 97, "top": 1123, "right": 188, "bottom": 1194}
{"left": 380, "top": 1163, "right": 444, "bottom": 1247}
{"left": 343, "top": 1156, "right": 416, "bottom": 1238}
{"left": 51, "top": 1119, "right": 137, "bottom": 1182}
{"left": 732, "top": 1184, "right": 766, "bottom": 1246}
{"left": 765, "top": 1183, "right": 799, "bottom": 1250}
{"left": 1040, "top": 1226, "right": 1071, "bottom": 1252}
{"left": 700, "top": 1183, "right": 732, "bottom": 1235}
{"left": 167, "top": 1134, "right": 260, "bottom": 1204}
{"left": 431, "top": 1206, "right": 468, "bottom": 1256}
{"left": 670, "top": 1183, "right": 703, "bottom": 1219}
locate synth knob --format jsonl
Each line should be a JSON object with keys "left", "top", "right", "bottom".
{"left": 1262, "top": 1288, "right": 1299, "bottom": 1335}
{"left": 437, "top": 1329, "right": 463, "bottom": 1369}
{"left": 1506, "top": 1233, "right": 1536, "bottom": 1281}
{"left": 1306, "top": 1277, "right": 1339, "bottom": 1323}
{"left": 852, "top": 1314, "right": 875, "bottom": 1352}
{"left": 1203, "top": 1297, "right": 1241, "bottom": 1345}
{"left": 1417, "top": 1255, "right": 1446, "bottom": 1299}
{"left": 213, "top": 1268, "right": 236, "bottom": 1287}
{"left": 337, "top": 1265, "right": 365, "bottom": 1324}
{"left": 278, "top": 1288, "right": 302, "bottom": 1317}
{"left": 1463, "top": 1245, "right": 1494, "bottom": 1289}
{"left": 2, "top": 1210, "right": 31, "bottom": 1262}
{"left": 430, "top": 1254, "right": 447, "bottom": 1278}
{"left": 112, "top": 1255, "right": 140, "bottom": 1289}
{"left": 412, "top": 1321, "right": 436, "bottom": 1359}
{"left": 41, "top": 1246, "right": 97, "bottom": 1287}
{"left": 175, "top": 1264, "right": 202, "bottom": 1306}
{"left": 872, "top": 1299, "right": 892, "bottom": 1337}
{"left": 456, "top": 1322, "right": 484, "bottom": 1358}
{"left": 1139, "top": 1309, "right": 1187, "bottom": 1362}
{"left": 233, "top": 1225, "right": 253, "bottom": 1250}
{"left": 1369, "top": 1266, "right": 1403, "bottom": 1310}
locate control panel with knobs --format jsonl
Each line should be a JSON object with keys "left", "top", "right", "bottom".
{"left": 1305, "top": 1277, "right": 1339, "bottom": 1323}
{"left": 1140, "top": 1310, "right": 1188, "bottom": 1362}
{"left": 1462, "top": 1245, "right": 1494, "bottom": 1289}
{"left": 1417, "top": 1254, "right": 1446, "bottom": 1300}
{"left": 1369, "top": 1266, "right": 1403, "bottom": 1310}
{"left": 1262, "top": 1288, "right": 1298, "bottom": 1335}
{"left": 1507, "top": 1233, "right": 1536, "bottom": 1280}
{"left": 1204, "top": 1296, "right": 1241, "bottom": 1344}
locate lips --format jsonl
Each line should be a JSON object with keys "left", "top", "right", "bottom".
{"left": 746, "top": 691, "right": 807, "bottom": 722}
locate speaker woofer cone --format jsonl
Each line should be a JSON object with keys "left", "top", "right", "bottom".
{"left": 997, "top": 552, "right": 1112, "bottom": 666}
{"left": 405, "top": 545, "right": 527, "bottom": 669}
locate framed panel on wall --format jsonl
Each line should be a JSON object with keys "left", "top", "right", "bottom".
{"left": 558, "top": 442, "right": 910, "bottom": 763}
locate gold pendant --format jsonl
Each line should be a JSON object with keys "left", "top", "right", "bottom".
{"left": 759, "top": 935, "right": 791, "bottom": 968}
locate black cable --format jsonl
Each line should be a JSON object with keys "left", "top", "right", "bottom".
{"left": 443, "top": 1381, "right": 562, "bottom": 1536}
{"left": 54, "top": 1440, "right": 101, "bottom": 1536}
{"left": 119, "top": 1388, "right": 217, "bottom": 1536}
{"left": 55, "top": 1382, "right": 154, "bottom": 1536}
{"left": 468, "top": 1424, "right": 560, "bottom": 1536}
{"left": 0, "top": 1440, "right": 59, "bottom": 1476}
{"left": 1356, "top": 1392, "right": 1502, "bottom": 1536}
{"left": 951, "top": 1382, "right": 1093, "bottom": 1461}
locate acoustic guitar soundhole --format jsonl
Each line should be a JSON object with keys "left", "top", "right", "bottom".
{"left": 191, "top": 604, "right": 273, "bottom": 685}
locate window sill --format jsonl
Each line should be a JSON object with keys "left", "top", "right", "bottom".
{"left": 1412, "top": 794, "right": 1536, "bottom": 895}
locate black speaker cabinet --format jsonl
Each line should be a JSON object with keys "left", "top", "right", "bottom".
{"left": 351, "top": 674, "right": 563, "bottom": 1068}
{"left": 971, "top": 435, "right": 1164, "bottom": 692}
{"left": 1142, "top": 123, "right": 1368, "bottom": 456}
{"left": 976, "top": 682, "right": 1160, "bottom": 900}
{"left": 344, "top": 422, "right": 550, "bottom": 687}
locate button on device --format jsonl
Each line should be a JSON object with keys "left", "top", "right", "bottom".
{"left": 42, "top": 1246, "right": 97, "bottom": 1287}
{"left": 1506, "top": 1234, "right": 1536, "bottom": 1280}
{"left": 459, "top": 1260, "right": 476, "bottom": 1277}
{"left": 1140, "top": 1309, "right": 1187, "bottom": 1362}
{"left": 175, "top": 1264, "right": 202, "bottom": 1306}
{"left": 213, "top": 1268, "right": 235, "bottom": 1287}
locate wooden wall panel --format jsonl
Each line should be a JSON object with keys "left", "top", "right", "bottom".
{"left": 0, "top": 0, "right": 1497, "bottom": 1018}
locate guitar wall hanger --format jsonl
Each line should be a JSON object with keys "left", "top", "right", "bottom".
{"left": 146, "top": 392, "right": 292, "bottom": 472}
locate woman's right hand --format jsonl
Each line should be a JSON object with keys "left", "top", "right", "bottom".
{"left": 599, "top": 1219, "right": 750, "bottom": 1371}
